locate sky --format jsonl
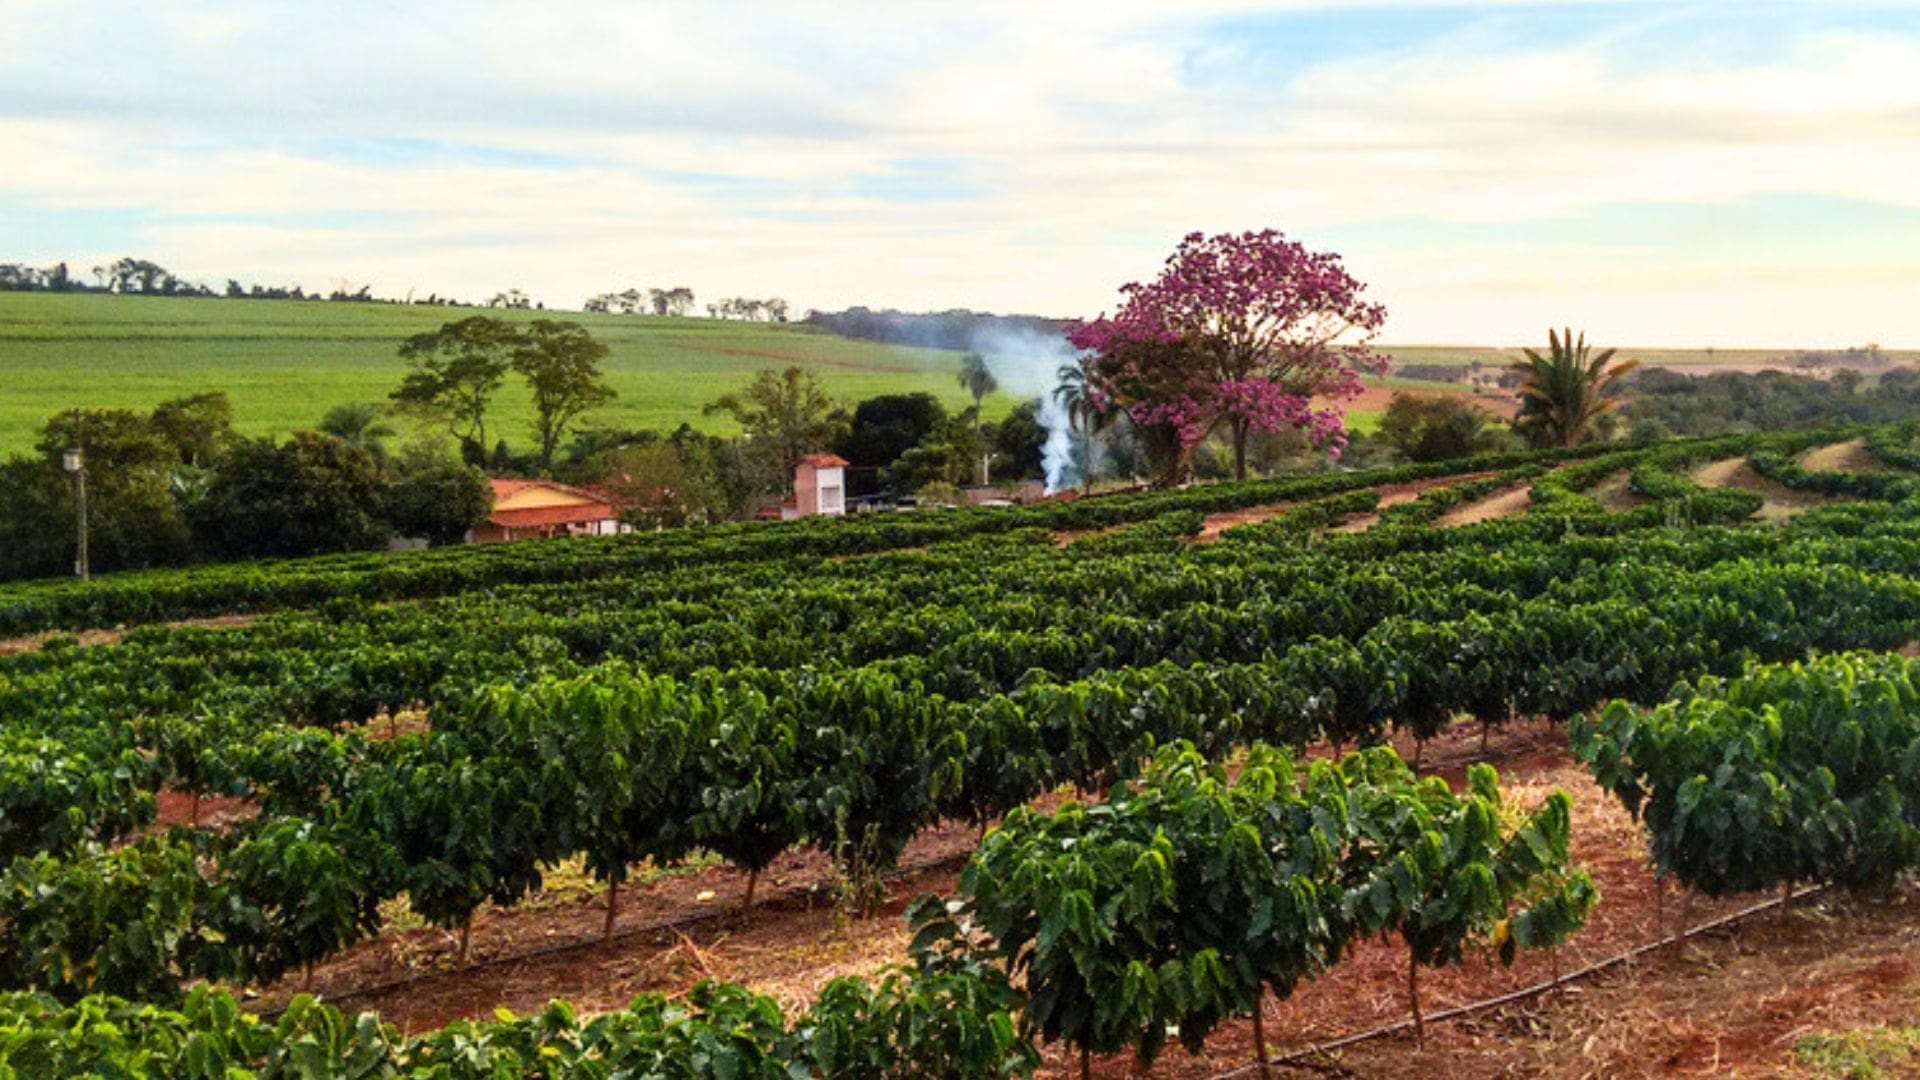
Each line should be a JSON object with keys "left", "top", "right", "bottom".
{"left": 3, "top": 1, "right": 1919, "bottom": 347}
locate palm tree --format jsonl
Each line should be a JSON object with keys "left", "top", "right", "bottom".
{"left": 956, "top": 352, "right": 998, "bottom": 485}
{"left": 1509, "top": 328, "right": 1639, "bottom": 448}
{"left": 318, "top": 402, "right": 399, "bottom": 465}
{"left": 1052, "top": 359, "right": 1112, "bottom": 496}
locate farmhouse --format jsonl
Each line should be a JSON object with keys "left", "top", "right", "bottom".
{"left": 470, "top": 478, "right": 626, "bottom": 543}
{"left": 783, "top": 453, "right": 848, "bottom": 519}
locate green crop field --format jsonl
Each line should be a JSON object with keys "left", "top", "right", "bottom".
{"left": 10, "top": 292, "right": 1891, "bottom": 457}
{"left": 0, "top": 293, "right": 1007, "bottom": 455}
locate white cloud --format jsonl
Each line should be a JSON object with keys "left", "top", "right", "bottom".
{"left": 2, "top": 2, "right": 1918, "bottom": 344}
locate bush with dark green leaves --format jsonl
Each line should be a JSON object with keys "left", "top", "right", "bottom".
{"left": 793, "top": 895, "right": 1039, "bottom": 1078}
{"left": 960, "top": 741, "right": 1594, "bottom": 1073}
{"left": 0, "top": 735, "right": 155, "bottom": 861}
{"left": 0, "top": 834, "right": 222, "bottom": 1003}
{"left": 1378, "top": 391, "right": 1509, "bottom": 462}
{"left": 382, "top": 460, "right": 493, "bottom": 546}
{"left": 1574, "top": 651, "right": 1920, "bottom": 897}
{"left": 192, "top": 431, "right": 390, "bottom": 560}
{"left": 1334, "top": 751, "right": 1596, "bottom": 1037}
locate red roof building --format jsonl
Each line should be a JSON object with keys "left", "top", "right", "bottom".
{"left": 788, "top": 454, "right": 848, "bottom": 519}
{"left": 470, "top": 479, "right": 627, "bottom": 543}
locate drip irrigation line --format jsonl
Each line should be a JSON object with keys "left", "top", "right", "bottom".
{"left": 1212, "top": 883, "right": 1827, "bottom": 1078}
{"left": 251, "top": 847, "right": 975, "bottom": 1021}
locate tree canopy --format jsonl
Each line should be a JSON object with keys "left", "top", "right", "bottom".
{"left": 836, "top": 393, "right": 948, "bottom": 480}
{"left": 512, "top": 320, "right": 616, "bottom": 470}
{"left": 391, "top": 316, "right": 520, "bottom": 455}
{"left": 383, "top": 446, "right": 494, "bottom": 547}
{"left": 1067, "top": 229, "right": 1387, "bottom": 482}
{"left": 191, "top": 432, "right": 389, "bottom": 559}
{"left": 703, "top": 366, "right": 843, "bottom": 492}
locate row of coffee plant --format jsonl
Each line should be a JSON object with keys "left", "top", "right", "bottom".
{"left": 11, "top": 647, "right": 1920, "bottom": 1075}
{"left": 5, "top": 543, "right": 1915, "bottom": 1002}
{"left": 0, "top": 739, "right": 1590, "bottom": 1080}
{"left": 0, "top": 906, "right": 1037, "bottom": 1079}
{"left": 0, "top": 427, "right": 1915, "bottom": 1071}
{"left": 1577, "top": 651, "right": 1920, "bottom": 898}
{"left": 11, "top": 424, "right": 1867, "bottom": 638}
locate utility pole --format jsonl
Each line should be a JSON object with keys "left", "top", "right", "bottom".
{"left": 62, "top": 448, "right": 87, "bottom": 580}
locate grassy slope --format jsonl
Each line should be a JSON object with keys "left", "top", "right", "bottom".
{"left": 0, "top": 293, "right": 1004, "bottom": 454}
{"left": 13, "top": 293, "right": 1877, "bottom": 454}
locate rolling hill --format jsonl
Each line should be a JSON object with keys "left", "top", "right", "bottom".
{"left": 7, "top": 291, "right": 1899, "bottom": 456}
{"left": 0, "top": 293, "right": 996, "bottom": 455}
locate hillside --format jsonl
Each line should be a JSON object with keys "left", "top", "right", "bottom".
{"left": 0, "top": 292, "right": 999, "bottom": 454}
{"left": 11, "top": 292, "right": 1898, "bottom": 457}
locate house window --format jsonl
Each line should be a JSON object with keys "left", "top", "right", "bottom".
{"left": 821, "top": 484, "right": 843, "bottom": 511}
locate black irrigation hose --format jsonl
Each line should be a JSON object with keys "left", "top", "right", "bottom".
{"left": 252, "top": 847, "right": 977, "bottom": 1021}
{"left": 1212, "top": 883, "right": 1830, "bottom": 1078}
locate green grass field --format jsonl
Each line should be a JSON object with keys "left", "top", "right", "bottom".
{"left": 6, "top": 293, "right": 1897, "bottom": 456}
{"left": 0, "top": 293, "right": 1004, "bottom": 455}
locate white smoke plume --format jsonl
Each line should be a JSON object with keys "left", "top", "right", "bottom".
{"left": 967, "top": 324, "right": 1082, "bottom": 494}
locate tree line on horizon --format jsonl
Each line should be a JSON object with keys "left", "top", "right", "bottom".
{"left": 0, "top": 256, "right": 781, "bottom": 320}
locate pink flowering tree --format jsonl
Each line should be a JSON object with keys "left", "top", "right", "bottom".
{"left": 1066, "top": 230, "right": 1389, "bottom": 483}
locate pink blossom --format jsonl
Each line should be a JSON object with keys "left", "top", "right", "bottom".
{"left": 1068, "top": 229, "right": 1389, "bottom": 472}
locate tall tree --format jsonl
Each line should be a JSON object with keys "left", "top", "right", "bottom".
{"left": 391, "top": 316, "right": 518, "bottom": 456}
{"left": 956, "top": 352, "right": 999, "bottom": 412}
{"left": 37, "top": 407, "right": 175, "bottom": 475}
{"left": 956, "top": 352, "right": 998, "bottom": 485}
{"left": 1, "top": 408, "right": 193, "bottom": 579}
{"left": 594, "top": 440, "right": 726, "bottom": 529}
{"left": 1067, "top": 229, "right": 1388, "bottom": 482}
{"left": 991, "top": 399, "right": 1048, "bottom": 481}
{"left": 512, "top": 320, "right": 616, "bottom": 471}
{"left": 0, "top": 459, "right": 75, "bottom": 580}
{"left": 1052, "top": 359, "right": 1113, "bottom": 496}
{"left": 879, "top": 412, "right": 985, "bottom": 495}
{"left": 104, "top": 257, "right": 180, "bottom": 295}
{"left": 1509, "top": 328, "right": 1639, "bottom": 448}
{"left": 836, "top": 392, "right": 948, "bottom": 492}
{"left": 703, "top": 366, "right": 842, "bottom": 492}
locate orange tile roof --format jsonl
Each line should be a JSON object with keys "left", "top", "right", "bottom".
{"left": 798, "top": 453, "right": 849, "bottom": 468}
{"left": 489, "top": 503, "right": 618, "bottom": 529}
{"left": 489, "top": 477, "right": 608, "bottom": 502}
{"left": 484, "top": 478, "right": 617, "bottom": 529}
